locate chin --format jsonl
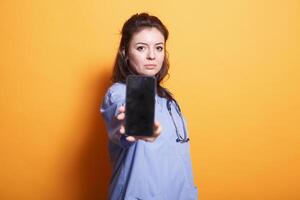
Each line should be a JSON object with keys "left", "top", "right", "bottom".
{"left": 141, "top": 70, "right": 159, "bottom": 76}
{"left": 141, "top": 73, "right": 157, "bottom": 77}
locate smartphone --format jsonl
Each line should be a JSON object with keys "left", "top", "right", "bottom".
{"left": 125, "top": 75, "right": 156, "bottom": 137}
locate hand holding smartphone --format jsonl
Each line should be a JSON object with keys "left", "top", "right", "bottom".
{"left": 125, "top": 75, "right": 156, "bottom": 137}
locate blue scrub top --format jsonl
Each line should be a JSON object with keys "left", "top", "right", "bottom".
{"left": 101, "top": 83, "right": 198, "bottom": 200}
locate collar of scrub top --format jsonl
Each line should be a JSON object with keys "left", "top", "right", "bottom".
{"left": 166, "top": 99, "right": 190, "bottom": 143}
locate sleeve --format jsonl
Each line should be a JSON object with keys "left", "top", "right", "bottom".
{"left": 100, "top": 84, "right": 135, "bottom": 148}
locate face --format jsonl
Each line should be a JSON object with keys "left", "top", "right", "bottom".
{"left": 127, "top": 27, "right": 165, "bottom": 76}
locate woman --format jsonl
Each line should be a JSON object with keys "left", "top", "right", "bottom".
{"left": 101, "top": 13, "right": 198, "bottom": 200}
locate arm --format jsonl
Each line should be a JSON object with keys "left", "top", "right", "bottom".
{"left": 100, "top": 84, "right": 134, "bottom": 148}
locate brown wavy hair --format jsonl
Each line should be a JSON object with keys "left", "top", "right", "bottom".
{"left": 111, "top": 12, "right": 174, "bottom": 100}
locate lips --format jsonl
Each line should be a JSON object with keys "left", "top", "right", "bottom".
{"left": 144, "top": 64, "right": 157, "bottom": 69}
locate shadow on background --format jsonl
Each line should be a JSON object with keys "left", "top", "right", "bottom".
{"left": 69, "top": 64, "right": 113, "bottom": 200}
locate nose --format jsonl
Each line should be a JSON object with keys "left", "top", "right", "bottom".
{"left": 147, "top": 48, "right": 155, "bottom": 60}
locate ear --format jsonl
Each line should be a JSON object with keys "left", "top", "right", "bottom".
{"left": 121, "top": 49, "right": 126, "bottom": 58}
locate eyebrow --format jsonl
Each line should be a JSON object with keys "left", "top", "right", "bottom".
{"left": 135, "top": 42, "right": 164, "bottom": 46}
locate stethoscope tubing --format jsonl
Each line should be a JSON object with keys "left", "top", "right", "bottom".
{"left": 166, "top": 99, "right": 190, "bottom": 143}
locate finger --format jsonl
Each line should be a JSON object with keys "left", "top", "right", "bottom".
{"left": 119, "top": 105, "right": 125, "bottom": 113}
{"left": 126, "top": 136, "right": 136, "bottom": 142}
{"left": 154, "top": 121, "right": 160, "bottom": 129}
{"left": 154, "top": 121, "right": 162, "bottom": 135}
{"left": 120, "top": 125, "right": 125, "bottom": 134}
{"left": 117, "top": 112, "right": 125, "bottom": 120}
{"left": 154, "top": 126, "right": 161, "bottom": 136}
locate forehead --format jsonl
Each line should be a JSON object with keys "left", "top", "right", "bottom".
{"left": 130, "top": 27, "right": 165, "bottom": 44}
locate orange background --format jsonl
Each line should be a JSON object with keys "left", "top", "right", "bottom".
{"left": 1, "top": 0, "right": 299, "bottom": 199}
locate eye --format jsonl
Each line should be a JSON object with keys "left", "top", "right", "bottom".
{"left": 156, "top": 46, "right": 164, "bottom": 51}
{"left": 136, "top": 46, "right": 145, "bottom": 51}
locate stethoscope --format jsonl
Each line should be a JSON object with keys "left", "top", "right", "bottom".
{"left": 166, "top": 99, "right": 190, "bottom": 143}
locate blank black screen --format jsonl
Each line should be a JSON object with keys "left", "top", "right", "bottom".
{"left": 125, "top": 75, "right": 156, "bottom": 136}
